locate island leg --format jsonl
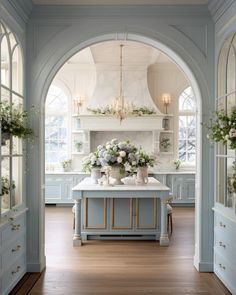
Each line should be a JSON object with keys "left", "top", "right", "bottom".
{"left": 160, "top": 198, "right": 169, "bottom": 246}
{"left": 73, "top": 199, "right": 82, "bottom": 246}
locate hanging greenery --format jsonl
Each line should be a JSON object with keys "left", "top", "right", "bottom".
{"left": 205, "top": 109, "right": 236, "bottom": 149}
{"left": 0, "top": 101, "right": 33, "bottom": 139}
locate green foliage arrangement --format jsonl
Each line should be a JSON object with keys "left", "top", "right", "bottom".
{"left": 87, "top": 106, "right": 156, "bottom": 116}
{"left": 0, "top": 101, "right": 33, "bottom": 139}
{"left": 205, "top": 109, "right": 236, "bottom": 149}
{"left": 0, "top": 176, "right": 15, "bottom": 196}
{"left": 173, "top": 159, "right": 181, "bottom": 170}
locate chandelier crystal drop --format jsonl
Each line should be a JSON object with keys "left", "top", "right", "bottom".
{"left": 111, "top": 44, "right": 134, "bottom": 123}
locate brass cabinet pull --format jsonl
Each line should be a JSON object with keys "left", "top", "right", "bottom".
{"left": 219, "top": 263, "right": 226, "bottom": 270}
{"left": 12, "top": 245, "right": 21, "bottom": 252}
{"left": 219, "top": 241, "right": 226, "bottom": 248}
{"left": 219, "top": 221, "right": 226, "bottom": 228}
{"left": 11, "top": 266, "right": 21, "bottom": 275}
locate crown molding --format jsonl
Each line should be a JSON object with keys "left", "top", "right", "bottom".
{"left": 208, "top": 0, "right": 235, "bottom": 23}
{"left": 30, "top": 4, "right": 210, "bottom": 20}
{"left": 2, "top": 0, "right": 33, "bottom": 24}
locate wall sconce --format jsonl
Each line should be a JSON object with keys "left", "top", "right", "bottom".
{"left": 74, "top": 95, "right": 84, "bottom": 114}
{"left": 162, "top": 93, "right": 171, "bottom": 114}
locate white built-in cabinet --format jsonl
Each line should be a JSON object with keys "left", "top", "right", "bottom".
{"left": 213, "top": 32, "right": 236, "bottom": 295}
{"left": 0, "top": 21, "right": 27, "bottom": 294}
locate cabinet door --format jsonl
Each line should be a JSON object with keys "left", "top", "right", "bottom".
{"left": 84, "top": 198, "right": 107, "bottom": 229}
{"left": 136, "top": 198, "right": 157, "bottom": 229}
{"left": 167, "top": 174, "right": 195, "bottom": 203}
{"left": 111, "top": 198, "right": 133, "bottom": 229}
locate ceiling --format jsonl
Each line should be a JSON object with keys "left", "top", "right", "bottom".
{"left": 67, "top": 40, "right": 172, "bottom": 66}
{"left": 32, "top": 0, "right": 208, "bottom": 5}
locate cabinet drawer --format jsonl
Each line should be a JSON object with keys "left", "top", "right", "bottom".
{"left": 214, "top": 250, "right": 236, "bottom": 294}
{"left": 215, "top": 213, "right": 236, "bottom": 246}
{"left": 2, "top": 215, "right": 25, "bottom": 246}
{"left": 214, "top": 229, "right": 236, "bottom": 262}
{"left": 2, "top": 254, "right": 26, "bottom": 294}
{"left": 2, "top": 236, "right": 25, "bottom": 270}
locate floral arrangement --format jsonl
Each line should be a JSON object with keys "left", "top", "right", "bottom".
{"left": 135, "top": 148, "right": 155, "bottom": 167}
{"left": 82, "top": 151, "right": 102, "bottom": 172}
{"left": 87, "top": 106, "right": 156, "bottom": 116}
{"left": 0, "top": 176, "right": 15, "bottom": 196}
{"left": 160, "top": 137, "right": 171, "bottom": 151}
{"left": 205, "top": 108, "right": 236, "bottom": 149}
{"left": 96, "top": 139, "right": 138, "bottom": 173}
{"left": 227, "top": 162, "right": 236, "bottom": 194}
{"left": 0, "top": 101, "right": 33, "bottom": 139}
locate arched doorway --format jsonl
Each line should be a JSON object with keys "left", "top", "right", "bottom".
{"left": 28, "top": 32, "right": 210, "bottom": 273}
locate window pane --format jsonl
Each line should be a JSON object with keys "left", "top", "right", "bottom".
{"left": 1, "top": 36, "right": 10, "bottom": 87}
{"left": 12, "top": 45, "right": 23, "bottom": 95}
{"left": 1, "top": 157, "right": 10, "bottom": 213}
{"left": 179, "top": 86, "right": 196, "bottom": 112}
{"left": 45, "top": 85, "right": 69, "bottom": 166}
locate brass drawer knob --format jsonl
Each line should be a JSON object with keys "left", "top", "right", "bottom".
{"left": 219, "top": 241, "right": 226, "bottom": 248}
{"left": 11, "top": 266, "right": 21, "bottom": 275}
{"left": 12, "top": 245, "right": 21, "bottom": 252}
{"left": 11, "top": 224, "right": 21, "bottom": 231}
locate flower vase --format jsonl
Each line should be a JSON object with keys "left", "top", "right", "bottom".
{"left": 136, "top": 166, "right": 149, "bottom": 184}
{"left": 1, "top": 133, "right": 10, "bottom": 146}
{"left": 91, "top": 168, "right": 101, "bottom": 184}
{"left": 1, "top": 194, "right": 10, "bottom": 209}
{"left": 110, "top": 166, "right": 123, "bottom": 185}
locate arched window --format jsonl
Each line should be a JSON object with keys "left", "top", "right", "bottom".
{"left": 178, "top": 87, "right": 196, "bottom": 164}
{"left": 45, "top": 84, "right": 69, "bottom": 169}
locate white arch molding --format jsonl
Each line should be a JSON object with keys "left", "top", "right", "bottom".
{"left": 31, "top": 32, "right": 208, "bottom": 273}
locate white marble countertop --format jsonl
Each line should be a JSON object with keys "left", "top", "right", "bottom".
{"left": 72, "top": 177, "right": 170, "bottom": 192}
{"left": 151, "top": 170, "right": 195, "bottom": 174}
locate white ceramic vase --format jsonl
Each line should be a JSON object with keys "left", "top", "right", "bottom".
{"left": 136, "top": 166, "right": 149, "bottom": 184}
{"left": 110, "top": 166, "right": 123, "bottom": 185}
{"left": 90, "top": 168, "right": 101, "bottom": 184}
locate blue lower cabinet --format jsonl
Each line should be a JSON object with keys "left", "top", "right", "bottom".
{"left": 153, "top": 173, "right": 195, "bottom": 204}
{"left": 45, "top": 173, "right": 87, "bottom": 204}
{"left": 81, "top": 197, "right": 160, "bottom": 240}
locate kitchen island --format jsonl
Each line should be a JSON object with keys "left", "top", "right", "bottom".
{"left": 72, "top": 177, "right": 170, "bottom": 246}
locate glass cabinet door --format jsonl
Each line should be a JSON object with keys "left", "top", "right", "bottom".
{"left": 0, "top": 22, "right": 24, "bottom": 215}
{"left": 217, "top": 32, "right": 236, "bottom": 211}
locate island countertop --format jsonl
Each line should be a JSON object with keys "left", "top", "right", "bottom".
{"left": 72, "top": 177, "right": 170, "bottom": 193}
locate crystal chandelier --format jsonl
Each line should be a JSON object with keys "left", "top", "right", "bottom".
{"left": 111, "top": 44, "right": 134, "bottom": 122}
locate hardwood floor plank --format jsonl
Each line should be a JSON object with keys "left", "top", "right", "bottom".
{"left": 20, "top": 206, "right": 230, "bottom": 294}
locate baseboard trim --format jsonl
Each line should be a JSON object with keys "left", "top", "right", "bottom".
{"left": 194, "top": 260, "right": 213, "bottom": 272}
{"left": 27, "top": 256, "right": 46, "bottom": 272}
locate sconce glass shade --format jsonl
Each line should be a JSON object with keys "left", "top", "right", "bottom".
{"left": 162, "top": 93, "right": 171, "bottom": 114}
{"left": 162, "top": 93, "right": 171, "bottom": 105}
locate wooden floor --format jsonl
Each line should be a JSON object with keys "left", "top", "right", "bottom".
{"left": 21, "top": 206, "right": 230, "bottom": 294}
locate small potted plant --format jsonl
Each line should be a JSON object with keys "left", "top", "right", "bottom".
{"left": 74, "top": 140, "right": 83, "bottom": 152}
{"left": 0, "top": 101, "right": 33, "bottom": 145}
{"left": 61, "top": 159, "right": 72, "bottom": 172}
{"left": 160, "top": 137, "right": 171, "bottom": 152}
{"left": 0, "top": 176, "right": 16, "bottom": 209}
{"left": 173, "top": 159, "right": 181, "bottom": 170}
